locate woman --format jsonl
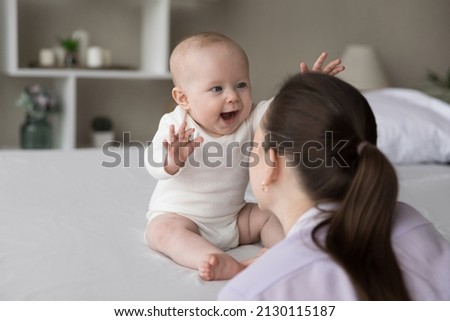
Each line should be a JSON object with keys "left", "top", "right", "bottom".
{"left": 218, "top": 73, "right": 450, "bottom": 300}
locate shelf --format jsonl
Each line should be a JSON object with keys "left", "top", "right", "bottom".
{"left": 3, "top": 0, "right": 170, "bottom": 74}
{"left": 6, "top": 68, "right": 171, "bottom": 80}
{"left": 1, "top": 0, "right": 171, "bottom": 150}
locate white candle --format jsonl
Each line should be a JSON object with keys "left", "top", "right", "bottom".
{"left": 39, "top": 48, "right": 55, "bottom": 67}
{"left": 72, "top": 29, "right": 89, "bottom": 66}
{"left": 52, "top": 46, "right": 66, "bottom": 67}
{"left": 87, "top": 46, "right": 103, "bottom": 68}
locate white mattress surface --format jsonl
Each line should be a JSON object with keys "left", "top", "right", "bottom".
{"left": 0, "top": 149, "right": 448, "bottom": 300}
{"left": 0, "top": 149, "right": 259, "bottom": 300}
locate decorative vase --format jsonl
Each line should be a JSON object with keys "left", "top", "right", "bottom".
{"left": 64, "top": 51, "right": 78, "bottom": 68}
{"left": 20, "top": 114, "right": 52, "bottom": 149}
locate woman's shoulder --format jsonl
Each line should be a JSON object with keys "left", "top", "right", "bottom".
{"left": 219, "top": 231, "right": 353, "bottom": 300}
{"left": 392, "top": 201, "right": 444, "bottom": 239}
{"left": 219, "top": 242, "right": 355, "bottom": 300}
{"left": 392, "top": 201, "right": 450, "bottom": 256}
{"left": 392, "top": 202, "right": 450, "bottom": 300}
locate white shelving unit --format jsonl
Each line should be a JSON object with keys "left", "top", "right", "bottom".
{"left": 1, "top": 0, "right": 171, "bottom": 149}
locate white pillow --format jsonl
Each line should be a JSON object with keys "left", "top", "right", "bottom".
{"left": 363, "top": 88, "right": 450, "bottom": 164}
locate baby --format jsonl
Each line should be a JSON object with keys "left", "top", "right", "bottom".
{"left": 145, "top": 32, "right": 343, "bottom": 281}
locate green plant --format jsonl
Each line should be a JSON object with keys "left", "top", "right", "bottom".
{"left": 59, "top": 36, "right": 79, "bottom": 53}
{"left": 422, "top": 68, "right": 450, "bottom": 103}
{"left": 426, "top": 68, "right": 450, "bottom": 89}
{"left": 91, "top": 116, "right": 113, "bottom": 132}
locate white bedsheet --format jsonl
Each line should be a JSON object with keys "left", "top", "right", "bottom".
{"left": 0, "top": 149, "right": 449, "bottom": 300}
{"left": 0, "top": 149, "right": 259, "bottom": 300}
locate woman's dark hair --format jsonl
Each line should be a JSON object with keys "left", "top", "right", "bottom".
{"left": 262, "top": 72, "right": 410, "bottom": 300}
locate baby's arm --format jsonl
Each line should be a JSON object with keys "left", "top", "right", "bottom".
{"left": 300, "top": 52, "right": 345, "bottom": 76}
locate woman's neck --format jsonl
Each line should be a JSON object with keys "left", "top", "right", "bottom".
{"left": 273, "top": 189, "right": 314, "bottom": 234}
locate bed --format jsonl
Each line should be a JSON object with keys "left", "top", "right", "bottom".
{"left": 1, "top": 88, "right": 449, "bottom": 300}
{"left": 0, "top": 148, "right": 262, "bottom": 300}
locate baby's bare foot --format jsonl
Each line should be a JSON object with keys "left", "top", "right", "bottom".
{"left": 199, "top": 253, "right": 245, "bottom": 281}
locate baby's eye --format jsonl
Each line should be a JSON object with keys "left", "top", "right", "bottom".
{"left": 237, "top": 82, "right": 248, "bottom": 89}
{"left": 211, "top": 86, "right": 223, "bottom": 92}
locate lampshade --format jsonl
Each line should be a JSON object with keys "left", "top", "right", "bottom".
{"left": 338, "top": 44, "right": 390, "bottom": 91}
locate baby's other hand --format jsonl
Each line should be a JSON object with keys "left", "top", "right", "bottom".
{"left": 299, "top": 52, "right": 345, "bottom": 76}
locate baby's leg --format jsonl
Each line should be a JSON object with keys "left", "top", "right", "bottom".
{"left": 146, "top": 213, "right": 244, "bottom": 281}
{"left": 235, "top": 204, "right": 284, "bottom": 267}
{"left": 237, "top": 203, "right": 285, "bottom": 247}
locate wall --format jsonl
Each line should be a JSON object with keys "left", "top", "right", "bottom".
{"left": 172, "top": 0, "right": 450, "bottom": 101}
{"left": 1, "top": 0, "right": 449, "bottom": 148}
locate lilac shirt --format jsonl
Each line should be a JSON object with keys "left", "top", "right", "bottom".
{"left": 219, "top": 202, "right": 450, "bottom": 300}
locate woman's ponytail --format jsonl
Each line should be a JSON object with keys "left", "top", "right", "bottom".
{"left": 315, "top": 144, "right": 411, "bottom": 300}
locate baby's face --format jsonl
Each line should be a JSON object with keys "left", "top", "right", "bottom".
{"left": 180, "top": 44, "right": 253, "bottom": 137}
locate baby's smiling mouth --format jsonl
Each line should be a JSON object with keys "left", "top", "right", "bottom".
{"left": 220, "top": 111, "right": 237, "bottom": 121}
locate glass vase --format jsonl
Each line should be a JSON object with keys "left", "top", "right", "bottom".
{"left": 64, "top": 51, "right": 78, "bottom": 68}
{"left": 20, "top": 115, "right": 52, "bottom": 149}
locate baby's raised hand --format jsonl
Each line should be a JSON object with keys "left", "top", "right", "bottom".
{"left": 299, "top": 52, "right": 345, "bottom": 76}
{"left": 163, "top": 121, "right": 204, "bottom": 175}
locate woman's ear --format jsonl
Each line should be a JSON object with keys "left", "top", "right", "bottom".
{"left": 172, "top": 87, "right": 189, "bottom": 110}
{"left": 263, "top": 148, "right": 281, "bottom": 186}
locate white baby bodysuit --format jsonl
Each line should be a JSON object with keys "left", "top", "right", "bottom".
{"left": 145, "top": 100, "right": 270, "bottom": 249}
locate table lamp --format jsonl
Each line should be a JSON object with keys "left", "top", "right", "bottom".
{"left": 339, "top": 44, "right": 390, "bottom": 91}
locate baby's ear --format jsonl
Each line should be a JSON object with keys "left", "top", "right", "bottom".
{"left": 172, "top": 87, "right": 189, "bottom": 110}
